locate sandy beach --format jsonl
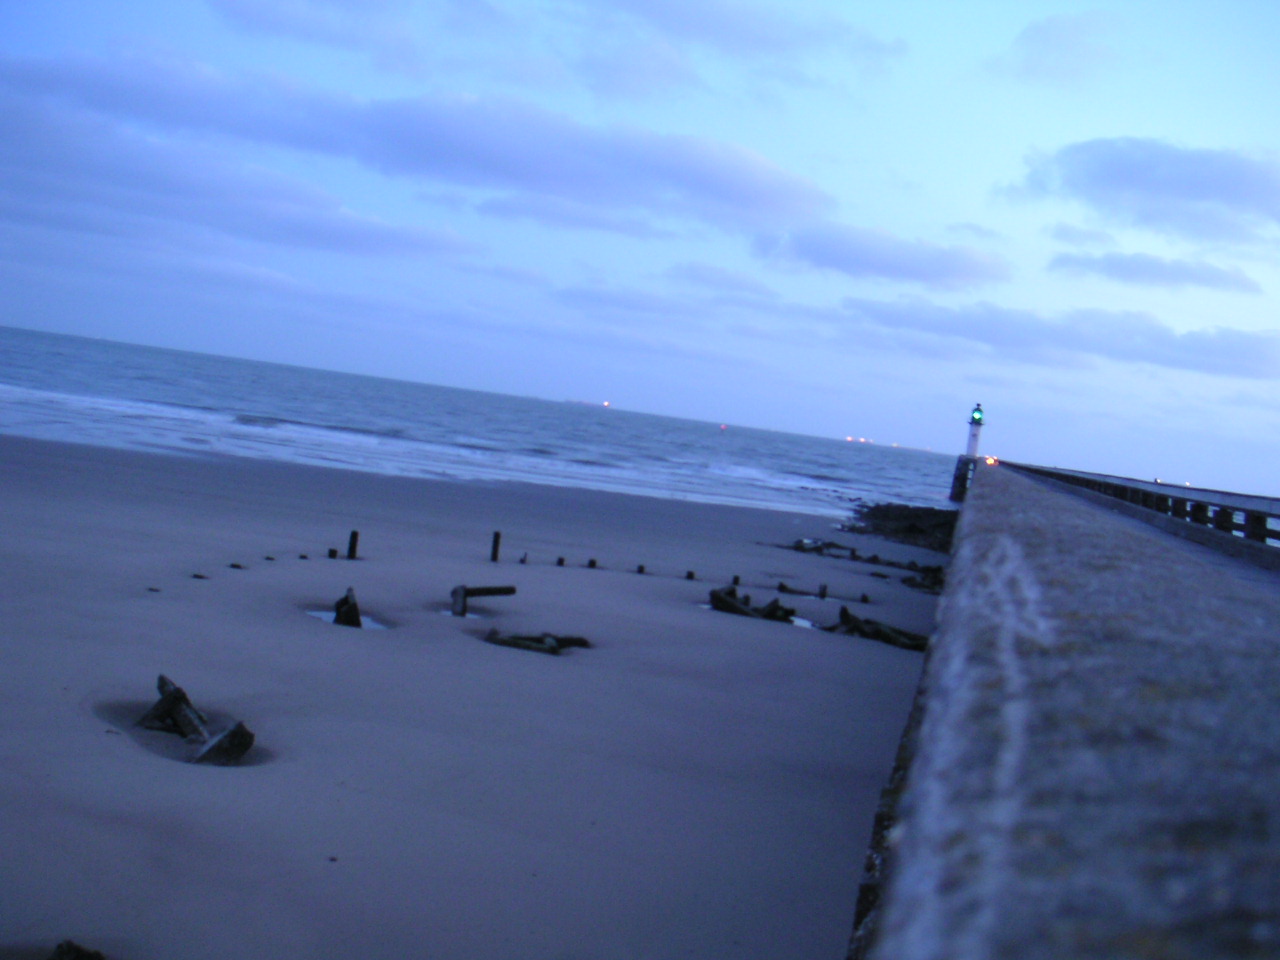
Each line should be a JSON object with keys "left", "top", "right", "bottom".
{"left": 0, "top": 436, "right": 937, "bottom": 960}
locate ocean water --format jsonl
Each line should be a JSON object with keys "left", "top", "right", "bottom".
{"left": 0, "top": 326, "right": 954, "bottom": 518}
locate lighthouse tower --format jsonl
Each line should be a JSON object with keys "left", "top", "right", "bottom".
{"left": 966, "top": 403, "right": 984, "bottom": 458}
{"left": 949, "top": 403, "right": 985, "bottom": 502}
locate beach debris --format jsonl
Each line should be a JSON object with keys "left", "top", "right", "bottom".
{"left": 776, "top": 581, "right": 831, "bottom": 599}
{"left": 348, "top": 529, "right": 360, "bottom": 560}
{"left": 490, "top": 530, "right": 501, "bottom": 562}
{"left": 556, "top": 557, "right": 566, "bottom": 566}
{"left": 483, "top": 629, "right": 591, "bottom": 655}
{"left": 791, "top": 538, "right": 847, "bottom": 556}
{"left": 193, "top": 721, "right": 256, "bottom": 765}
{"left": 708, "top": 585, "right": 796, "bottom": 623}
{"left": 825, "top": 606, "right": 928, "bottom": 652}
{"left": 636, "top": 564, "right": 646, "bottom": 574}
{"left": 588, "top": 558, "right": 598, "bottom": 568}
{"left": 520, "top": 552, "right": 528, "bottom": 564}
{"left": 229, "top": 562, "right": 244, "bottom": 569}
{"left": 47, "top": 941, "right": 106, "bottom": 960}
{"left": 686, "top": 570, "right": 697, "bottom": 580}
{"left": 136, "top": 675, "right": 256, "bottom": 765}
{"left": 334, "top": 587, "right": 363, "bottom": 627}
{"left": 451, "top": 584, "right": 517, "bottom": 617}
{"left": 138, "top": 675, "right": 209, "bottom": 740}
{"left": 191, "top": 573, "right": 209, "bottom": 579}
{"left": 901, "top": 565, "right": 946, "bottom": 593}
{"left": 328, "top": 548, "right": 339, "bottom": 559}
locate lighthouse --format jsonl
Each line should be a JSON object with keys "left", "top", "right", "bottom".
{"left": 966, "top": 403, "right": 984, "bottom": 458}
{"left": 949, "top": 403, "right": 985, "bottom": 502}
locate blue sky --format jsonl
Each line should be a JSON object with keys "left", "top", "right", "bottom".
{"left": 2, "top": 0, "right": 1278, "bottom": 492}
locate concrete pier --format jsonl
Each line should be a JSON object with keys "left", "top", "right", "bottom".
{"left": 867, "top": 464, "right": 1280, "bottom": 960}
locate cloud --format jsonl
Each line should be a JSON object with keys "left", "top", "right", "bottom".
{"left": 665, "top": 262, "right": 778, "bottom": 300}
{"left": 988, "top": 13, "right": 1115, "bottom": 85}
{"left": 841, "top": 298, "right": 1280, "bottom": 379}
{"left": 760, "top": 222, "right": 1008, "bottom": 289}
{"left": 0, "top": 54, "right": 833, "bottom": 234}
{"left": 1049, "top": 252, "right": 1261, "bottom": 293}
{"left": 0, "top": 90, "right": 466, "bottom": 259}
{"left": 1048, "top": 222, "right": 1113, "bottom": 246}
{"left": 1022, "top": 138, "right": 1280, "bottom": 241}
{"left": 476, "top": 196, "right": 670, "bottom": 237}
{"left": 595, "top": 0, "right": 902, "bottom": 65}
{"left": 207, "top": 0, "right": 426, "bottom": 68}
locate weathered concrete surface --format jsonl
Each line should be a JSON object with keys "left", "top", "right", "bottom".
{"left": 869, "top": 465, "right": 1280, "bottom": 960}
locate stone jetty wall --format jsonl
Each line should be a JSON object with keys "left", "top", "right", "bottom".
{"left": 865, "top": 464, "right": 1280, "bottom": 960}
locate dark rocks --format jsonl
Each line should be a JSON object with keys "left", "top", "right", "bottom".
{"left": 843, "top": 502, "right": 958, "bottom": 553}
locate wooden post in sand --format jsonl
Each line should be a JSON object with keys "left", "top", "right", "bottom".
{"left": 347, "top": 530, "right": 360, "bottom": 560}
{"left": 451, "top": 584, "right": 517, "bottom": 617}
{"left": 490, "top": 531, "right": 502, "bottom": 563}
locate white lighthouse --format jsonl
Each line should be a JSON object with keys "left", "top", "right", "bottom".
{"left": 966, "top": 403, "right": 984, "bottom": 458}
{"left": 949, "top": 403, "right": 985, "bottom": 502}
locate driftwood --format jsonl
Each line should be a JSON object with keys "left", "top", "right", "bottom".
{"left": 136, "top": 675, "right": 255, "bottom": 765}
{"left": 708, "top": 586, "right": 795, "bottom": 623}
{"left": 483, "top": 629, "right": 591, "bottom": 655}
{"left": 777, "top": 581, "right": 829, "bottom": 599}
{"left": 334, "top": 587, "right": 362, "bottom": 627}
{"left": 193, "top": 721, "right": 256, "bottom": 766}
{"left": 138, "top": 675, "right": 210, "bottom": 740}
{"left": 451, "top": 584, "right": 516, "bottom": 617}
{"left": 825, "top": 607, "right": 928, "bottom": 652}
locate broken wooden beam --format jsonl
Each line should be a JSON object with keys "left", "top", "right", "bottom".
{"left": 137, "top": 675, "right": 210, "bottom": 741}
{"left": 136, "top": 675, "right": 256, "bottom": 764}
{"left": 193, "top": 721, "right": 256, "bottom": 766}
{"left": 483, "top": 629, "right": 591, "bottom": 655}
{"left": 825, "top": 606, "right": 928, "bottom": 651}
{"left": 451, "top": 584, "right": 517, "bottom": 617}
{"left": 708, "top": 585, "right": 796, "bottom": 623}
{"left": 334, "top": 587, "right": 363, "bottom": 627}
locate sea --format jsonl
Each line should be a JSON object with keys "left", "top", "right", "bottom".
{"left": 0, "top": 325, "right": 954, "bottom": 519}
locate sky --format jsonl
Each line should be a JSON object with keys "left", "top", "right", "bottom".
{"left": 1, "top": 0, "right": 1278, "bottom": 493}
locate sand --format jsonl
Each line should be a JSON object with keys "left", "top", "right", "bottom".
{"left": 0, "top": 436, "right": 937, "bottom": 960}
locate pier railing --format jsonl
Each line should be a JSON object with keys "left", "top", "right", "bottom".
{"left": 1002, "top": 462, "right": 1280, "bottom": 547}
